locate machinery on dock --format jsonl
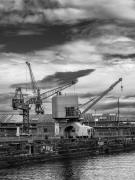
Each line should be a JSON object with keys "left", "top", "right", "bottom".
{"left": 52, "top": 78, "right": 123, "bottom": 120}
{"left": 12, "top": 61, "right": 123, "bottom": 138}
{"left": 52, "top": 78, "right": 122, "bottom": 138}
{"left": 3, "top": 68, "right": 135, "bottom": 169}
{"left": 12, "top": 62, "right": 76, "bottom": 133}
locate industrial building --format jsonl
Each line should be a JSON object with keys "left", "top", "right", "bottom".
{"left": 0, "top": 110, "right": 134, "bottom": 140}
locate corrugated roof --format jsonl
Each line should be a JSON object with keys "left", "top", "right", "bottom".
{"left": 36, "top": 114, "right": 54, "bottom": 123}
{"left": 0, "top": 113, "right": 54, "bottom": 124}
{"left": 0, "top": 113, "right": 93, "bottom": 124}
{"left": 0, "top": 114, "right": 23, "bottom": 123}
{"left": 30, "top": 114, "right": 54, "bottom": 123}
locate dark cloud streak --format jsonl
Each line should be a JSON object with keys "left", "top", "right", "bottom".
{"left": 105, "top": 53, "right": 135, "bottom": 59}
{"left": 79, "top": 93, "right": 118, "bottom": 99}
{"left": 11, "top": 69, "right": 95, "bottom": 89}
{"left": 0, "top": 25, "right": 70, "bottom": 53}
{"left": 95, "top": 101, "right": 135, "bottom": 111}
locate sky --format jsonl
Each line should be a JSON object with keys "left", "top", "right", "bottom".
{"left": 0, "top": 0, "right": 135, "bottom": 117}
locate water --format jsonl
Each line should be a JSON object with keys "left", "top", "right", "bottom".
{"left": 0, "top": 152, "right": 135, "bottom": 180}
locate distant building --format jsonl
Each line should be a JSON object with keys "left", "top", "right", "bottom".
{"left": 0, "top": 112, "right": 135, "bottom": 139}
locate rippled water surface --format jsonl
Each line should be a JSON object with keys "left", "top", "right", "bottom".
{"left": 1, "top": 152, "right": 135, "bottom": 180}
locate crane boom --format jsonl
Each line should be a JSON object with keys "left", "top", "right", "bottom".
{"left": 41, "top": 81, "right": 76, "bottom": 100}
{"left": 25, "top": 81, "right": 76, "bottom": 105}
{"left": 26, "top": 61, "right": 38, "bottom": 94}
{"left": 81, "top": 78, "right": 122, "bottom": 114}
{"left": 79, "top": 96, "right": 97, "bottom": 109}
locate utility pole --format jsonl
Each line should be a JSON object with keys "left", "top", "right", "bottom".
{"left": 117, "top": 98, "right": 120, "bottom": 122}
{"left": 117, "top": 98, "right": 120, "bottom": 137}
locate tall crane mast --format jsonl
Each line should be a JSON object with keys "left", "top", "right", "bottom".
{"left": 25, "top": 61, "right": 44, "bottom": 114}
{"left": 26, "top": 61, "right": 38, "bottom": 94}
{"left": 81, "top": 78, "right": 122, "bottom": 114}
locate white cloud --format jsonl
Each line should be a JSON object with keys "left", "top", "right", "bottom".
{"left": 57, "top": 0, "right": 135, "bottom": 21}
{"left": 43, "top": 8, "right": 87, "bottom": 24}
{"left": 34, "top": 40, "right": 103, "bottom": 68}
{"left": 1, "top": 0, "right": 135, "bottom": 25}
{"left": 98, "top": 40, "right": 135, "bottom": 55}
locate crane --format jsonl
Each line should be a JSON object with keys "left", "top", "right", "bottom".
{"left": 81, "top": 78, "right": 122, "bottom": 114}
{"left": 12, "top": 61, "right": 76, "bottom": 133}
{"left": 25, "top": 62, "right": 77, "bottom": 115}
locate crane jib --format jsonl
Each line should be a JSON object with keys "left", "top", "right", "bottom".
{"left": 81, "top": 78, "right": 122, "bottom": 114}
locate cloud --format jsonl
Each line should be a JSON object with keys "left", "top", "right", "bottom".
{"left": 69, "top": 23, "right": 135, "bottom": 66}
{"left": 0, "top": 0, "right": 135, "bottom": 25}
{"left": 0, "top": 92, "right": 15, "bottom": 111}
{"left": 58, "top": 0, "right": 135, "bottom": 21}
{"left": 79, "top": 92, "right": 99, "bottom": 99}
{"left": 124, "top": 95, "right": 135, "bottom": 99}
{"left": 0, "top": 93, "right": 12, "bottom": 104}
{"left": 1, "top": 1, "right": 135, "bottom": 117}
{"left": 79, "top": 92, "right": 119, "bottom": 99}
{"left": 105, "top": 53, "right": 135, "bottom": 60}
{"left": 47, "top": 40, "right": 102, "bottom": 66}
{"left": 11, "top": 68, "right": 95, "bottom": 89}
{"left": 0, "top": 24, "right": 70, "bottom": 53}
{"left": 94, "top": 99, "right": 135, "bottom": 111}
{"left": 99, "top": 41, "right": 135, "bottom": 55}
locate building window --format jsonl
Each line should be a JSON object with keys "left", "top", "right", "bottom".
{"left": 44, "top": 128, "right": 48, "bottom": 133}
{"left": 65, "top": 107, "right": 76, "bottom": 117}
